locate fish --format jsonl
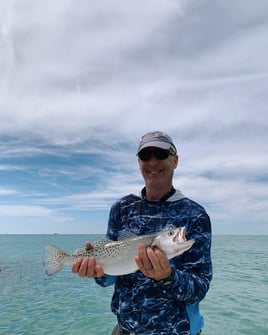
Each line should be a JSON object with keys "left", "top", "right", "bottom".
{"left": 43, "top": 227, "right": 195, "bottom": 276}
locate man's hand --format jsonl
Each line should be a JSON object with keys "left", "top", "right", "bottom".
{"left": 72, "top": 257, "right": 104, "bottom": 278}
{"left": 135, "top": 244, "right": 172, "bottom": 281}
{"left": 72, "top": 241, "right": 104, "bottom": 278}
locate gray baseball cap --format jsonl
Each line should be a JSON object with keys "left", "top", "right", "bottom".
{"left": 137, "top": 131, "right": 177, "bottom": 154}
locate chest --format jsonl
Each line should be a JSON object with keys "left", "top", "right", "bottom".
{"left": 119, "top": 201, "right": 190, "bottom": 235}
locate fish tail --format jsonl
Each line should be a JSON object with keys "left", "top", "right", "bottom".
{"left": 44, "top": 245, "right": 71, "bottom": 276}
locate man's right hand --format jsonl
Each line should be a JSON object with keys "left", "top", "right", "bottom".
{"left": 72, "top": 257, "right": 105, "bottom": 277}
{"left": 72, "top": 241, "right": 105, "bottom": 278}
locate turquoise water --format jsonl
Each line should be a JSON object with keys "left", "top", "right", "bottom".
{"left": 0, "top": 234, "right": 267, "bottom": 335}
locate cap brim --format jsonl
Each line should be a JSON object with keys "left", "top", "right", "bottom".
{"left": 137, "top": 140, "right": 171, "bottom": 153}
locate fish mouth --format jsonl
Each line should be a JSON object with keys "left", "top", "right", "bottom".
{"left": 174, "top": 227, "right": 195, "bottom": 252}
{"left": 174, "top": 227, "right": 186, "bottom": 243}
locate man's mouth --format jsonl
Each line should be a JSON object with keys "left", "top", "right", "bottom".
{"left": 146, "top": 169, "right": 164, "bottom": 174}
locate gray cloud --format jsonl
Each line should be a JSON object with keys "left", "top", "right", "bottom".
{"left": 0, "top": 0, "right": 267, "bottom": 234}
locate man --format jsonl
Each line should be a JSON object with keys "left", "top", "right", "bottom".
{"left": 72, "top": 131, "right": 212, "bottom": 335}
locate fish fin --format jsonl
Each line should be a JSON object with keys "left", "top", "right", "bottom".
{"left": 118, "top": 230, "right": 138, "bottom": 240}
{"left": 74, "top": 247, "right": 86, "bottom": 255}
{"left": 91, "top": 237, "right": 112, "bottom": 247}
{"left": 43, "top": 245, "right": 69, "bottom": 276}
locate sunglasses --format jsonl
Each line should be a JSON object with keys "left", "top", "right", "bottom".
{"left": 138, "top": 148, "right": 173, "bottom": 161}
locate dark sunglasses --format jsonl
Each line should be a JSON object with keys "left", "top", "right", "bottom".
{"left": 138, "top": 148, "right": 173, "bottom": 161}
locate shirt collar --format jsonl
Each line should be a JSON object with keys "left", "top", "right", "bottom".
{"left": 141, "top": 186, "right": 176, "bottom": 202}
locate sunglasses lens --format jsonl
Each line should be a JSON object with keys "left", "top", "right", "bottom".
{"left": 138, "top": 149, "right": 170, "bottom": 161}
{"left": 155, "top": 150, "right": 169, "bottom": 160}
{"left": 138, "top": 150, "right": 151, "bottom": 161}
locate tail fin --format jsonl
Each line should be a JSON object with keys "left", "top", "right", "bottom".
{"left": 43, "top": 245, "right": 70, "bottom": 275}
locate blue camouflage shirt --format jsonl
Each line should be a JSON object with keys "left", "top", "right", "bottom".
{"left": 96, "top": 188, "right": 212, "bottom": 335}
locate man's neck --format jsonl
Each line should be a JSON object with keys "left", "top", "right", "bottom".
{"left": 143, "top": 186, "right": 174, "bottom": 201}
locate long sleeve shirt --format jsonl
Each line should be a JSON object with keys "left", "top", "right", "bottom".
{"left": 95, "top": 188, "right": 212, "bottom": 335}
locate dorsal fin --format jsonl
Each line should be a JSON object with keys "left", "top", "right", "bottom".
{"left": 118, "top": 230, "right": 138, "bottom": 241}
{"left": 74, "top": 247, "right": 86, "bottom": 255}
{"left": 91, "top": 237, "right": 112, "bottom": 248}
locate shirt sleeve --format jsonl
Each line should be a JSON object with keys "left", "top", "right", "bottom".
{"left": 156, "top": 210, "right": 212, "bottom": 304}
{"left": 95, "top": 274, "right": 117, "bottom": 287}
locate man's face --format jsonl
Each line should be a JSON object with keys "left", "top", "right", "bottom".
{"left": 138, "top": 147, "right": 178, "bottom": 190}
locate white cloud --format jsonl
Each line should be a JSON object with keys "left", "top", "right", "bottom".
{"left": 0, "top": 205, "right": 52, "bottom": 217}
{"left": 0, "top": 0, "right": 267, "bottom": 234}
{"left": 0, "top": 187, "right": 17, "bottom": 195}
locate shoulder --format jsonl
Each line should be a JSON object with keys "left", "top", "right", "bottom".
{"left": 110, "top": 193, "right": 141, "bottom": 212}
{"left": 181, "top": 197, "right": 207, "bottom": 212}
{"left": 170, "top": 193, "right": 211, "bottom": 227}
{"left": 169, "top": 190, "right": 208, "bottom": 213}
{"left": 180, "top": 198, "right": 211, "bottom": 235}
{"left": 168, "top": 189, "right": 207, "bottom": 211}
{"left": 183, "top": 198, "right": 211, "bottom": 222}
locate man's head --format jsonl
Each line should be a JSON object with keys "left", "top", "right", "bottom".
{"left": 137, "top": 131, "right": 178, "bottom": 196}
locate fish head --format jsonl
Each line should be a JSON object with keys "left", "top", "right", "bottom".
{"left": 151, "top": 227, "right": 195, "bottom": 259}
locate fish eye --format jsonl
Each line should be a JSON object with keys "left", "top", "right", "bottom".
{"left": 167, "top": 230, "right": 175, "bottom": 236}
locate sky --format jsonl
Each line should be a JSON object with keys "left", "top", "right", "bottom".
{"left": 0, "top": 0, "right": 267, "bottom": 235}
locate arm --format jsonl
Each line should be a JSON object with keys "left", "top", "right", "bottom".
{"left": 164, "top": 212, "right": 212, "bottom": 303}
{"left": 136, "top": 211, "right": 212, "bottom": 304}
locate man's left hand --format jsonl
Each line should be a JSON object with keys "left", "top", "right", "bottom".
{"left": 135, "top": 244, "right": 172, "bottom": 281}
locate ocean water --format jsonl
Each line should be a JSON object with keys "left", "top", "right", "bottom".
{"left": 0, "top": 234, "right": 267, "bottom": 335}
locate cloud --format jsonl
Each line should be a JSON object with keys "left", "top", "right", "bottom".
{"left": 0, "top": 0, "right": 267, "bottom": 234}
{"left": 0, "top": 204, "right": 53, "bottom": 217}
{"left": 0, "top": 187, "right": 17, "bottom": 195}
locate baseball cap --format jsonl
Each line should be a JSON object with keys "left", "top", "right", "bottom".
{"left": 137, "top": 131, "right": 177, "bottom": 154}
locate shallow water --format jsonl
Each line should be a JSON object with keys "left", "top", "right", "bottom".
{"left": 0, "top": 234, "right": 267, "bottom": 334}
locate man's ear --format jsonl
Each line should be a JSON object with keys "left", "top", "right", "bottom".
{"left": 173, "top": 154, "right": 179, "bottom": 169}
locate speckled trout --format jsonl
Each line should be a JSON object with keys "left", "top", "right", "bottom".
{"left": 44, "top": 227, "right": 194, "bottom": 276}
